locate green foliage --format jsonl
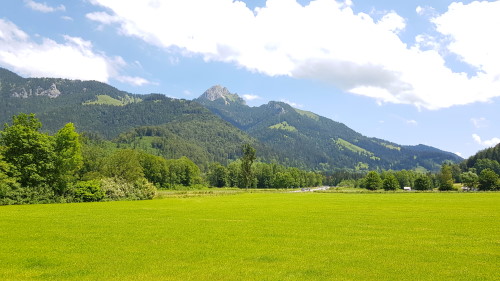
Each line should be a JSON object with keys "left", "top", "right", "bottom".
{"left": 463, "top": 142, "right": 500, "bottom": 171}
{"left": 72, "top": 180, "right": 104, "bottom": 202}
{"left": 438, "top": 164, "right": 454, "bottom": 191}
{"left": 382, "top": 174, "right": 399, "bottom": 191}
{"left": 53, "top": 123, "right": 83, "bottom": 193}
{"left": 473, "top": 159, "right": 500, "bottom": 175}
{"left": 100, "top": 177, "right": 156, "bottom": 201}
{"left": 461, "top": 171, "right": 479, "bottom": 189}
{"left": 0, "top": 114, "right": 159, "bottom": 204}
{"left": 361, "top": 171, "right": 383, "bottom": 190}
{"left": 103, "top": 149, "right": 144, "bottom": 182}
{"left": 478, "top": 169, "right": 499, "bottom": 191}
{"left": 240, "top": 144, "right": 256, "bottom": 189}
{"left": 413, "top": 175, "right": 433, "bottom": 190}
{"left": 207, "top": 162, "right": 228, "bottom": 187}
{"left": 0, "top": 113, "right": 57, "bottom": 189}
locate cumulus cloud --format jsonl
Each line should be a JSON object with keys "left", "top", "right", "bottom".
{"left": 24, "top": 0, "right": 65, "bottom": 13}
{"left": 0, "top": 19, "right": 149, "bottom": 86}
{"left": 472, "top": 134, "right": 500, "bottom": 147}
{"left": 87, "top": 0, "right": 500, "bottom": 109}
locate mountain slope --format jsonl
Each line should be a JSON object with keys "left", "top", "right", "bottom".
{"left": 195, "top": 85, "right": 463, "bottom": 171}
{"left": 0, "top": 68, "right": 462, "bottom": 171}
{"left": 462, "top": 143, "right": 500, "bottom": 169}
{"left": 0, "top": 68, "right": 262, "bottom": 168}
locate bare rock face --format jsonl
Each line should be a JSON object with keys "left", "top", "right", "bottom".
{"left": 11, "top": 83, "right": 61, "bottom": 98}
{"left": 197, "top": 85, "right": 246, "bottom": 106}
{"left": 200, "top": 85, "right": 231, "bottom": 101}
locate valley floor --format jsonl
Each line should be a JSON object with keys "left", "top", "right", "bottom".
{"left": 0, "top": 192, "right": 498, "bottom": 280}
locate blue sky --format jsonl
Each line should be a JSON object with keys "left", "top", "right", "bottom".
{"left": 1, "top": 0, "right": 499, "bottom": 158}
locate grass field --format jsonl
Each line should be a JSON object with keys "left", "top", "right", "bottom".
{"left": 0, "top": 192, "right": 498, "bottom": 280}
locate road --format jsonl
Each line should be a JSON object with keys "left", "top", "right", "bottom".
{"left": 290, "top": 186, "right": 330, "bottom": 193}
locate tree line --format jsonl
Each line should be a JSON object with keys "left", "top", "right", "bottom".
{"left": 329, "top": 161, "right": 500, "bottom": 191}
{"left": 0, "top": 114, "right": 324, "bottom": 205}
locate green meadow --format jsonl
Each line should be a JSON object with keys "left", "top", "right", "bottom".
{"left": 0, "top": 192, "right": 498, "bottom": 280}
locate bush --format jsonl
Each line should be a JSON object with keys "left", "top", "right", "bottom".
{"left": 72, "top": 180, "right": 105, "bottom": 202}
{"left": 100, "top": 177, "right": 156, "bottom": 201}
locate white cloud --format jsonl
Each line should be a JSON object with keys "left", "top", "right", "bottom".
{"left": 115, "top": 75, "right": 151, "bottom": 86}
{"left": 280, "top": 99, "right": 303, "bottom": 108}
{"left": 454, "top": 152, "right": 463, "bottom": 157}
{"left": 86, "top": 11, "right": 120, "bottom": 25}
{"left": 61, "top": 16, "right": 73, "bottom": 21}
{"left": 433, "top": 1, "right": 500, "bottom": 76}
{"left": 242, "top": 94, "right": 260, "bottom": 101}
{"left": 415, "top": 5, "right": 436, "bottom": 17}
{"left": 406, "top": 119, "right": 418, "bottom": 126}
{"left": 88, "top": 0, "right": 500, "bottom": 109}
{"left": 471, "top": 117, "right": 488, "bottom": 129}
{"left": 416, "top": 6, "right": 423, "bottom": 15}
{"left": 472, "top": 134, "right": 500, "bottom": 147}
{"left": 0, "top": 19, "right": 149, "bottom": 86}
{"left": 24, "top": 0, "right": 65, "bottom": 13}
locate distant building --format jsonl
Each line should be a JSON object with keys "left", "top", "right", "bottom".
{"left": 403, "top": 186, "right": 411, "bottom": 191}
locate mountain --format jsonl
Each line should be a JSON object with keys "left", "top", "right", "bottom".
{"left": 195, "top": 85, "right": 463, "bottom": 171}
{"left": 0, "top": 68, "right": 262, "bottom": 168}
{"left": 0, "top": 68, "right": 462, "bottom": 171}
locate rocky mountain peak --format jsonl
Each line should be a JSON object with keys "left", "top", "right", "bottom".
{"left": 198, "top": 85, "right": 246, "bottom": 105}
{"left": 201, "top": 85, "right": 231, "bottom": 101}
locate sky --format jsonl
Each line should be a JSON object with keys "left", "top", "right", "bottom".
{"left": 1, "top": 0, "right": 499, "bottom": 158}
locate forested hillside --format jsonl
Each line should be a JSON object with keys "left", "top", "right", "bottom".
{"left": 1, "top": 68, "right": 462, "bottom": 171}
{"left": 462, "top": 143, "right": 500, "bottom": 170}
{"left": 196, "top": 85, "right": 462, "bottom": 171}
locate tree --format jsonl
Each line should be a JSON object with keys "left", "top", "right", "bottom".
{"left": 362, "top": 171, "right": 382, "bottom": 190}
{"left": 461, "top": 171, "right": 479, "bottom": 190}
{"left": 273, "top": 171, "right": 294, "bottom": 189}
{"left": 0, "top": 113, "right": 56, "bottom": 189}
{"left": 382, "top": 174, "right": 399, "bottom": 191}
{"left": 474, "top": 159, "right": 500, "bottom": 175}
{"left": 438, "top": 164, "right": 454, "bottom": 191}
{"left": 240, "top": 144, "right": 256, "bottom": 189}
{"left": 176, "top": 156, "right": 202, "bottom": 186}
{"left": 139, "top": 152, "right": 169, "bottom": 188}
{"left": 53, "top": 123, "right": 83, "bottom": 194}
{"left": 478, "top": 169, "right": 499, "bottom": 191}
{"left": 103, "top": 149, "right": 144, "bottom": 182}
{"left": 207, "top": 162, "right": 228, "bottom": 188}
{"left": 413, "top": 174, "right": 433, "bottom": 190}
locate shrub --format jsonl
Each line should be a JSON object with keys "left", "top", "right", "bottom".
{"left": 100, "top": 177, "right": 156, "bottom": 201}
{"left": 72, "top": 180, "right": 105, "bottom": 202}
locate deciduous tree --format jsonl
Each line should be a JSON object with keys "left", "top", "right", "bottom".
{"left": 240, "top": 144, "right": 256, "bottom": 189}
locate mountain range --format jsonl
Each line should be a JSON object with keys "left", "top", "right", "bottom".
{"left": 0, "top": 67, "right": 462, "bottom": 171}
